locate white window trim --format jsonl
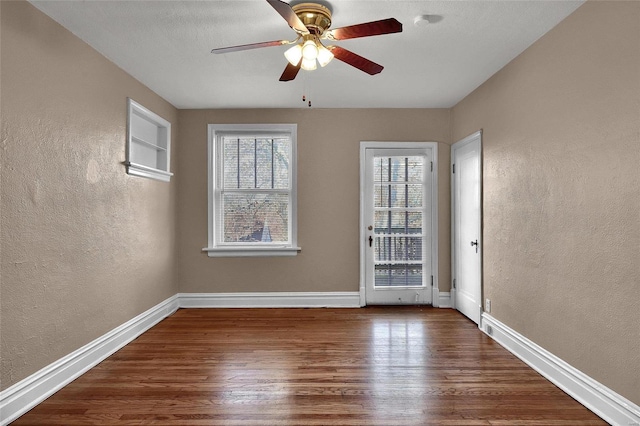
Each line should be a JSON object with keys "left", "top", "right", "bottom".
{"left": 203, "top": 124, "right": 300, "bottom": 257}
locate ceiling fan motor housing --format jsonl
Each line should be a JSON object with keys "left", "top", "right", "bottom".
{"left": 292, "top": 3, "right": 332, "bottom": 35}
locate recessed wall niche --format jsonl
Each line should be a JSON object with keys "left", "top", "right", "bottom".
{"left": 125, "top": 98, "right": 172, "bottom": 182}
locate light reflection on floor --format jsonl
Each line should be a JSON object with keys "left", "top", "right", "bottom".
{"left": 369, "top": 316, "right": 429, "bottom": 418}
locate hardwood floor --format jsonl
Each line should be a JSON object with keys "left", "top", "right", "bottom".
{"left": 13, "top": 307, "right": 606, "bottom": 425}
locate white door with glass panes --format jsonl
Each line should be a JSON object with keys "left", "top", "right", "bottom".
{"left": 362, "top": 144, "right": 437, "bottom": 305}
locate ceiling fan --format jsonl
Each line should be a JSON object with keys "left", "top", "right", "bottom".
{"left": 211, "top": 0, "right": 403, "bottom": 82}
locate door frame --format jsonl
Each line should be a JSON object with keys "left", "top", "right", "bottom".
{"left": 450, "top": 130, "right": 483, "bottom": 323}
{"left": 359, "top": 141, "right": 439, "bottom": 307}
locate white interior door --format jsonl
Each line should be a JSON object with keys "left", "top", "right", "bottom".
{"left": 451, "top": 131, "right": 482, "bottom": 324}
{"left": 361, "top": 143, "right": 437, "bottom": 305}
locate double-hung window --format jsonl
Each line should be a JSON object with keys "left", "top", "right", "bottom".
{"left": 204, "top": 124, "right": 299, "bottom": 257}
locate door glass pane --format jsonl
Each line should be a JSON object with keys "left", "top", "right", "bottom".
{"left": 373, "top": 156, "right": 423, "bottom": 182}
{"left": 374, "top": 236, "right": 422, "bottom": 262}
{"left": 374, "top": 211, "right": 422, "bottom": 234}
{"left": 372, "top": 155, "right": 426, "bottom": 288}
{"left": 375, "top": 264, "right": 423, "bottom": 287}
{"left": 374, "top": 184, "right": 422, "bottom": 208}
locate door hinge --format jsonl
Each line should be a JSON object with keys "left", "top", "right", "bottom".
{"left": 431, "top": 275, "right": 434, "bottom": 287}
{"left": 452, "top": 278, "right": 456, "bottom": 289}
{"left": 452, "top": 164, "right": 455, "bottom": 174}
{"left": 430, "top": 161, "right": 433, "bottom": 172}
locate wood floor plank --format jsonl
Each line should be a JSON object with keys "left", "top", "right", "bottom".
{"left": 12, "top": 307, "right": 606, "bottom": 425}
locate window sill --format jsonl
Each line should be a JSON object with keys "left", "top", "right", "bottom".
{"left": 202, "top": 246, "right": 301, "bottom": 258}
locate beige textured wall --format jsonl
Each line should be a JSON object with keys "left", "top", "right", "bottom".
{"left": 1, "top": 1, "right": 178, "bottom": 389}
{"left": 176, "top": 109, "right": 452, "bottom": 294}
{"left": 452, "top": 1, "right": 639, "bottom": 404}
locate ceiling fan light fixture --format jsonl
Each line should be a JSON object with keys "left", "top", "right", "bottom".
{"left": 317, "top": 44, "right": 334, "bottom": 67}
{"left": 284, "top": 44, "right": 303, "bottom": 66}
{"left": 301, "top": 57, "right": 317, "bottom": 71}
{"left": 301, "top": 39, "right": 319, "bottom": 61}
{"left": 213, "top": 1, "right": 404, "bottom": 82}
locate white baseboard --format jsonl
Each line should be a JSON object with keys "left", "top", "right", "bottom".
{"left": 481, "top": 313, "right": 640, "bottom": 426}
{"left": 8, "top": 296, "right": 634, "bottom": 426}
{"left": 0, "top": 295, "right": 179, "bottom": 426}
{"left": 438, "top": 291, "right": 452, "bottom": 308}
{"left": 1, "top": 291, "right": 358, "bottom": 425}
{"left": 178, "top": 291, "right": 361, "bottom": 308}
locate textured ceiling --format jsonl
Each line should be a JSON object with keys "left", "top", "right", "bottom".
{"left": 29, "top": 0, "right": 584, "bottom": 109}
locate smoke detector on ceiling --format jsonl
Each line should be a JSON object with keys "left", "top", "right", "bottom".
{"left": 414, "top": 14, "right": 443, "bottom": 27}
{"left": 414, "top": 15, "right": 431, "bottom": 26}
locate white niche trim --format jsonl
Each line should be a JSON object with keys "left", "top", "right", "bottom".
{"left": 125, "top": 98, "right": 173, "bottom": 182}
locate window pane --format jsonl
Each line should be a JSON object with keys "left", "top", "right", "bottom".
{"left": 223, "top": 138, "right": 238, "bottom": 189}
{"left": 273, "top": 138, "right": 290, "bottom": 189}
{"left": 255, "top": 139, "right": 273, "bottom": 189}
{"left": 223, "top": 193, "right": 289, "bottom": 243}
{"left": 222, "top": 137, "right": 290, "bottom": 190}
{"left": 238, "top": 138, "right": 255, "bottom": 189}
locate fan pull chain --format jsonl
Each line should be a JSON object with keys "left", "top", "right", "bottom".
{"left": 301, "top": 72, "right": 312, "bottom": 107}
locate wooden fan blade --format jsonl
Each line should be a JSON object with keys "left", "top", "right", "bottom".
{"left": 325, "top": 18, "right": 402, "bottom": 40}
{"left": 211, "top": 40, "right": 287, "bottom": 54}
{"left": 266, "top": 0, "right": 308, "bottom": 33}
{"left": 327, "top": 46, "right": 383, "bottom": 75}
{"left": 279, "top": 60, "right": 301, "bottom": 81}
